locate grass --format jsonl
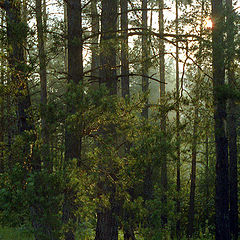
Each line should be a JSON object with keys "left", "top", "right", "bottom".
{"left": 0, "top": 226, "right": 34, "bottom": 240}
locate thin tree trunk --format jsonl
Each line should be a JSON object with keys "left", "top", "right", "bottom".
{"left": 120, "top": 0, "right": 129, "bottom": 99}
{"left": 159, "top": 0, "right": 168, "bottom": 227}
{"left": 187, "top": 3, "right": 204, "bottom": 235}
{"left": 187, "top": 107, "right": 198, "bottom": 237}
{"left": 175, "top": 0, "right": 181, "bottom": 237}
{"left": 91, "top": 0, "right": 99, "bottom": 88}
{"left": 0, "top": 11, "right": 4, "bottom": 172}
{"left": 36, "top": 0, "right": 50, "bottom": 171}
{"left": 205, "top": 127, "right": 209, "bottom": 229}
{"left": 64, "top": 1, "right": 68, "bottom": 74}
{"left": 212, "top": 0, "right": 230, "bottom": 239}
{"left": 226, "top": 0, "right": 238, "bottom": 239}
{"left": 141, "top": 0, "right": 149, "bottom": 119}
{"left": 119, "top": 2, "right": 135, "bottom": 238}
{"left": 141, "top": 0, "right": 153, "bottom": 203}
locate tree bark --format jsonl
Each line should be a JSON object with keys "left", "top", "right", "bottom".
{"left": 141, "top": 0, "right": 149, "bottom": 119}
{"left": 159, "top": 0, "right": 168, "bottom": 227}
{"left": 226, "top": 0, "right": 238, "bottom": 239}
{"left": 95, "top": 1, "right": 118, "bottom": 239}
{"left": 36, "top": 0, "right": 50, "bottom": 171}
{"left": 187, "top": 3, "right": 204, "bottom": 235}
{"left": 99, "top": 0, "right": 117, "bottom": 95}
{"left": 187, "top": 107, "right": 198, "bottom": 237}
{"left": 91, "top": 0, "right": 100, "bottom": 88}
{"left": 120, "top": 0, "right": 129, "bottom": 99}
{"left": 212, "top": 0, "right": 230, "bottom": 239}
{"left": 175, "top": 0, "right": 181, "bottom": 237}
{"left": 63, "top": 0, "right": 83, "bottom": 239}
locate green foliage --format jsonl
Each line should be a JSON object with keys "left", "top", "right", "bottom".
{"left": 0, "top": 226, "right": 33, "bottom": 240}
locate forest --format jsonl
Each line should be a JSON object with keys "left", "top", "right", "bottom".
{"left": 0, "top": 0, "right": 239, "bottom": 239}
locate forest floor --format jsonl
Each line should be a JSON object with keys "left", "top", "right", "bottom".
{"left": 0, "top": 226, "right": 34, "bottom": 240}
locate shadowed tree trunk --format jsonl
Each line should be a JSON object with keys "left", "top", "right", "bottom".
{"left": 159, "top": 0, "right": 168, "bottom": 227}
{"left": 63, "top": 0, "right": 83, "bottom": 239}
{"left": 226, "top": 0, "right": 238, "bottom": 239}
{"left": 187, "top": 3, "right": 204, "bottom": 236}
{"left": 36, "top": 0, "right": 50, "bottom": 171}
{"left": 5, "top": 0, "right": 32, "bottom": 135}
{"left": 3, "top": 1, "right": 49, "bottom": 239}
{"left": 175, "top": 0, "right": 181, "bottom": 238}
{"left": 91, "top": 0, "right": 99, "bottom": 88}
{"left": 141, "top": 0, "right": 149, "bottom": 119}
{"left": 187, "top": 107, "right": 198, "bottom": 237}
{"left": 120, "top": 0, "right": 129, "bottom": 99}
{"left": 119, "top": 2, "right": 135, "bottom": 239}
{"left": 95, "top": 1, "right": 118, "bottom": 239}
{"left": 212, "top": 0, "right": 230, "bottom": 239}
{"left": 99, "top": 0, "right": 117, "bottom": 95}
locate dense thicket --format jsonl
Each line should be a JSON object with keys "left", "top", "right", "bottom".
{"left": 0, "top": 0, "right": 239, "bottom": 239}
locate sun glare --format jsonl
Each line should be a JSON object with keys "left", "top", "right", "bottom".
{"left": 204, "top": 18, "right": 213, "bottom": 29}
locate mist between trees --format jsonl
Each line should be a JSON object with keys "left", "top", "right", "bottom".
{"left": 0, "top": 0, "right": 239, "bottom": 239}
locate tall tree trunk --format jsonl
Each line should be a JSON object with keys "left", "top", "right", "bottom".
{"left": 36, "top": 0, "right": 50, "bottom": 171}
{"left": 204, "top": 126, "right": 209, "bottom": 229}
{"left": 226, "top": 0, "right": 238, "bottom": 239}
{"left": 159, "top": 0, "right": 168, "bottom": 227}
{"left": 212, "top": 0, "right": 230, "bottom": 239}
{"left": 5, "top": 0, "right": 32, "bottom": 135}
{"left": 63, "top": 0, "right": 83, "bottom": 239}
{"left": 120, "top": 0, "right": 129, "bottom": 99}
{"left": 0, "top": 10, "right": 4, "bottom": 173}
{"left": 95, "top": 1, "right": 118, "bottom": 239}
{"left": 141, "top": 0, "right": 149, "bottom": 119}
{"left": 175, "top": 0, "right": 181, "bottom": 237}
{"left": 3, "top": 1, "right": 48, "bottom": 239}
{"left": 65, "top": 0, "right": 83, "bottom": 169}
{"left": 141, "top": 0, "right": 153, "bottom": 203}
{"left": 187, "top": 3, "right": 204, "bottom": 235}
{"left": 119, "top": 3, "right": 135, "bottom": 238}
{"left": 187, "top": 107, "right": 198, "bottom": 237}
{"left": 91, "top": 0, "right": 99, "bottom": 88}
{"left": 99, "top": 0, "right": 117, "bottom": 95}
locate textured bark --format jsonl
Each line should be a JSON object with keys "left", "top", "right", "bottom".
{"left": 95, "top": 1, "right": 118, "bottom": 239}
{"left": 212, "top": 0, "right": 230, "bottom": 239}
{"left": 91, "top": 0, "right": 100, "bottom": 88}
{"left": 141, "top": 0, "right": 149, "bottom": 119}
{"left": 63, "top": 0, "right": 83, "bottom": 239}
{"left": 175, "top": 0, "right": 181, "bottom": 237}
{"left": 226, "top": 0, "right": 238, "bottom": 239}
{"left": 120, "top": 0, "right": 129, "bottom": 98}
{"left": 65, "top": 0, "right": 83, "bottom": 166}
{"left": 99, "top": 0, "right": 117, "bottom": 95}
{"left": 95, "top": 201, "right": 119, "bottom": 240}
